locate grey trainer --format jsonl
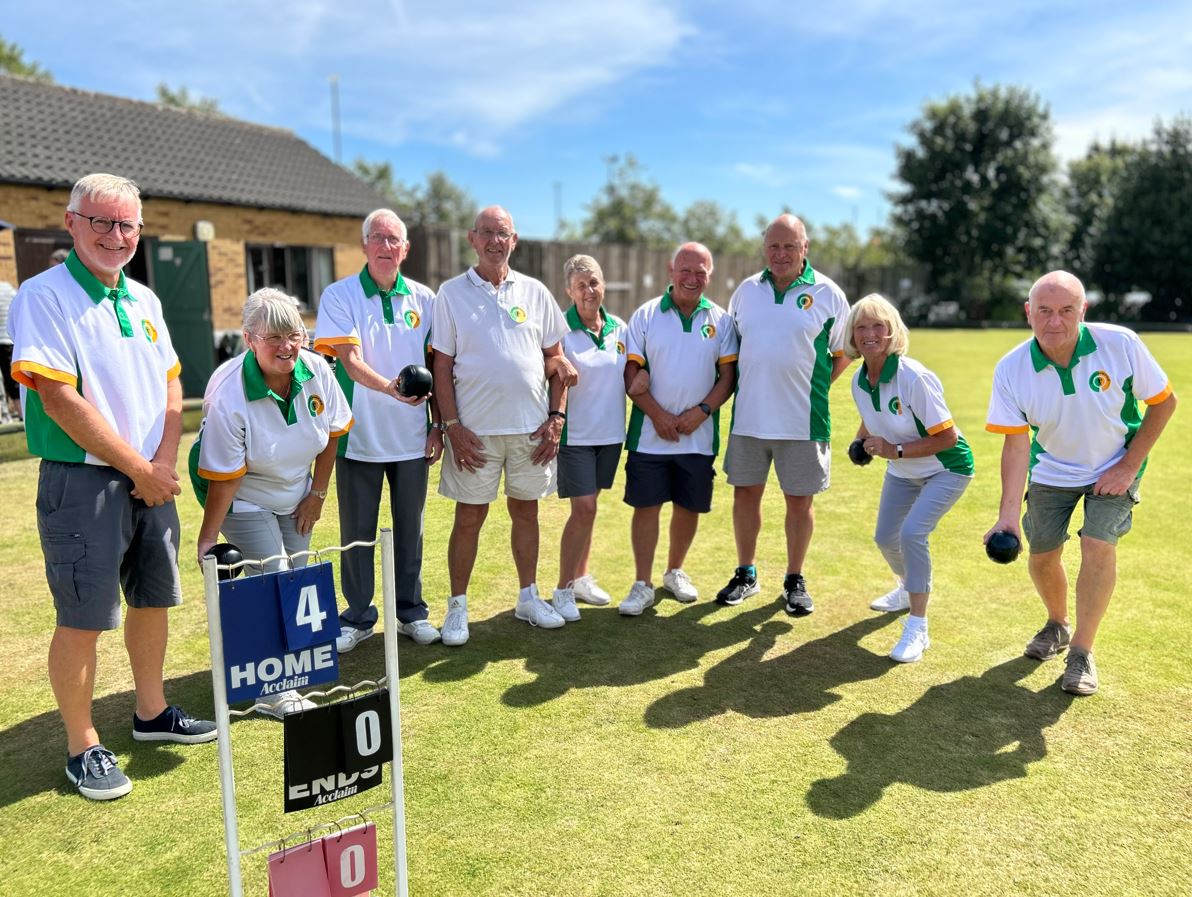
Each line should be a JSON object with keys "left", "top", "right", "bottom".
{"left": 1024, "top": 620, "right": 1072, "bottom": 660}
{"left": 1062, "top": 647, "right": 1099, "bottom": 696}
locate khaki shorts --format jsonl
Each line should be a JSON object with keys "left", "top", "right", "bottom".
{"left": 1022, "top": 478, "right": 1141, "bottom": 553}
{"left": 724, "top": 434, "right": 831, "bottom": 495}
{"left": 439, "top": 433, "right": 557, "bottom": 504}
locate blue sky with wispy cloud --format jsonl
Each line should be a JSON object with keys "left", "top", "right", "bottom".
{"left": 9, "top": 1, "right": 1191, "bottom": 238}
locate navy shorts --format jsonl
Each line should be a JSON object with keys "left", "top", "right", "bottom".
{"left": 37, "top": 461, "right": 183, "bottom": 631}
{"left": 557, "top": 443, "right": 622, "bottom": 498}
{"left": 623, "top": 451, "right": 715, "bottom": 513}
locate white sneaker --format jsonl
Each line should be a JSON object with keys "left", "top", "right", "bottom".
{"left": 255, "top": 689, "right": 316, "bottom": 720}
{"left": 662, "top": 568, "right": 698, "bottom": 603}
{"left": 515, "top": 585, "right": 566, "bottom": 629}
{"left": 619, "top": 581, "right": 656, "bottom": 616}
{"left": 336, "top": 625, "right": 374, "bottom": 653}
{"left": 398, "top": 620, "right": 441, "bottom": 645}
{"left": 441, "top": 595, "right": 469, "bottom": 646}
{"left": 551, "top": 588, "right": 581, "bottom": 622}
{"left": 571, "top": 574, "right": 611, "bottom": 606}
{"left": 889, "top": 620, "right": 930, "bottom": 663}
{"left": 870, "top": 581, "right": 911, "bottom": 612}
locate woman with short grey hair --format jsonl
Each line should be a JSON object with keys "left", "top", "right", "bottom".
{"left": 190, "top": 288, "right": 352, "bottom": 715}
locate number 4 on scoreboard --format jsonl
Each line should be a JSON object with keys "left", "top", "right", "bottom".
{"left": 278, "top": 563, "right": 342, "bottom": 652}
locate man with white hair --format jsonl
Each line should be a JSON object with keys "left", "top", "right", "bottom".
{"left": 314, "top": 209, "right": 442, "bottom": 650}
{"left": 717, "top": 214, "right": 851, "bottom": 615}
{"left": 986, "top": 270, "right": 1176, "bottom": 695}
{"left": 618, "top": 242, "right": 738, "bottom": 616}
{"left": 7, "top": 173, "right": 215, "bottom": 801}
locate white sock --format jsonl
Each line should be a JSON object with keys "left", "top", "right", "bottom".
{"left": 450, "top": 593, "right": 467, "bottom": 605}
{"left": 519, "top": 584, "right": 537, "bottom": 602}
{"left": 906, "top": 614, "right": 928, "bottom": 630}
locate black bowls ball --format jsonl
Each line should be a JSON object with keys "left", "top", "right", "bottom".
{"left": 210, "top": 542, "right": 245, "bottom": 580}
{"left": 396, "top": 364, "right": 433, "bottom": 399}
{"left": 848, "top": 438, "right": 873, "bottom": 466}
{"left": 985, "top": 530, "right": 1022, "bottom": 564}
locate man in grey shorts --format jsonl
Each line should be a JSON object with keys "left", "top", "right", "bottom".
{"left": 985, "top": 271, "right": 1177, "bottom": 695}
{"left": 7, "top": 174, "right": 215, "bottom": 801}
{"left": 718, "top": 215, "right": 852, "bottom": 614}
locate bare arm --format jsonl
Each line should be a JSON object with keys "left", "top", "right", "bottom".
{"left": 830, "top": 354, "right": 853, "bottom": 383}
{"left": 624, "top": 359, "right": 680, "bottom": 442}
{"left": 676, "top": 360, "right": 737, "bottom": 435}
{"left": 337, "top": 343, "right": 426, "bottom": 407}
{"left": 34, "top": 374, "right": 180, "bottom": 506}
{"left": 530, "top": 343, "right": 569, "bottom": 464}
{"left": 197, "top": 476, "right": 242, "bottom": 565}
{"left": 1094, "top": 392, "right": 1178, "bottom": 495}
{"left": 292, "top": 436, "right": 339, "bottom": 536}
{"left": 432, "top": 350, "right": 486, "bottom": 471}
{"left": 862, "top": 426, "right": 959, "bottom": 461}
{"left": 984, "top": 432, "right": 1031, "bottom": 542}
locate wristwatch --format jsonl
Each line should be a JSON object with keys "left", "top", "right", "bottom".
{"left": 548, "top": 410, "right": 567, "bottom": 421}
{"left": 698, "top": 402, "right": 712, "bottom": 416}
{"left": 310, "top": 487, "right": 328, "bottom": 499}
{"left": 896, "top": 444, "right": 904, "bottom": 458}
{"left": 442, "top": 418, "right": 460, "bottom": 432}
{"left": 430, "top": 421, "right": 444, "bottom": 430}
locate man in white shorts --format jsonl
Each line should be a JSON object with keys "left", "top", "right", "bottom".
{"left": 431, "top": 206, "right": 574, "bottom": 644}
{"left": 718, "top": 214, "right": 851, "bottom": 615}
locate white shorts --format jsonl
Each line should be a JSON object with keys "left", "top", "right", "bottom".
{"left": 439, "top": 433, "right": 557, "bottom": 504}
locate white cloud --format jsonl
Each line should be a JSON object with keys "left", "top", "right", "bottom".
{"left": 734, "top": 163, "right": 786, "bottom": 185}
{"left": 832, "top": 186, "right": 863, "bottom": 200}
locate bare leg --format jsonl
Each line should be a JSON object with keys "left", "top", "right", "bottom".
{"left": 784, "top": 493, "right": 815, "bottom": 573}
{"left": 125, "top": 606, "right": 168, "bottom": 721}
{"left": 1028, "top": 546, "right": 1070, "bottom": 625}
{"left": 558, "top": 493, "right": 598, "bottom": 588}
{"left": 449, "top": 502, "right": 489, "bottom": 595}
{"left": 1072, "top": 536, "right": 1116, "bottom": 652}
{"left": 666, "top": 506, "right": 701, "bottom": 570}
{"left": 733, "top": 485, "right": 765, "bottom": 565}
{"left": 507, "top": 497, "right": 539, "bottom": 589}
{"left": 49, "top": 626, "right": 101, "bottom": 756}
{"left": 631, "top": 505, "right": 661, "bottom": 584}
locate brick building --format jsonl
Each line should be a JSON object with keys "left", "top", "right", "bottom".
{"left": 0, "top": 74, "right": 389, "bottom": 395}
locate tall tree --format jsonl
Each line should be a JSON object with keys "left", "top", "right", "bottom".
{"left": 1064, "top": 140, "right": 1135, "bottom": 288}
{"left": 891, "top": 82, "right": 1065, "bottom": 318}
{"left": 352, "top": 161, "right": 476, "bottom": 232}
{"left": 679, "top": 200, "right": 754, "bottom": 258}
{"left": 1091, "top": 117, "right": 1192, "bottom": 322}
{"left": 155, "top": 82, "right": 221, "bottom": 114}
{"left": 582, "top": 154, "right": 678, "bottom": 249}
{"left": 0, "top": 36, "right": 53, "bottom": 82}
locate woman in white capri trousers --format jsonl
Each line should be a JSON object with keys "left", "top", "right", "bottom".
{"left": 191, "top": 288, "right": 352, "bottom": 714}
{"left": 846, "top": 294, "right": 974, "bottom": 662}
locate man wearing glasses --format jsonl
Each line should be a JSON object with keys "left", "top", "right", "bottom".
{"left": 313, "top": 210, "right": 443, "bottom": 650}
{"left": 431, "top": 206, "right": 576, "bottom": 644}
{"left": 7, "top": 173, "right": 216, "bottom": 801}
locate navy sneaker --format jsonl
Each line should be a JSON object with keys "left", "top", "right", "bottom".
{"left": 132, "top": 705, "right": 218, "bottom": 744}
{"left": 66, "top": 745, "right": 132, "bottom": 800}
{"left": 782, "top": 573, "right": 814, "bottom": 616}
{"left": 716, "top": 568, "right": 761, "bottom": 606}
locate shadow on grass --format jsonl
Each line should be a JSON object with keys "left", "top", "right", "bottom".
{"left": 643, "top": 614, "right": 899, "bottom": 728}
{"left": 806, "top": 656, "right": 1075, "bottom": 819}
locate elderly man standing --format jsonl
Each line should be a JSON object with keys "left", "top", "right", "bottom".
{"left": 618, "top": 242, "right": 738, "bottom": 616}
{"left": 314, "top": 209, "right": 442, "bottom": 650}
{"left": 986, "top": 271, "right": 1176, "bottom": 695}
{"left": 7, "top": 174, "right": 215, "bottom": 801}
{"left": 431, "top": 206, "right": 573, "bottom": 645}
{"left": 716, "top": 215, "right": 851, "bottom": 615}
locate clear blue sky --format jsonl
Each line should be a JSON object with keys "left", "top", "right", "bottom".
{"left": 9, "top": 1, "right": 1191, "bottom": 239}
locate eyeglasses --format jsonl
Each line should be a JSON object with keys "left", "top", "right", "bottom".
{"left": 367, "top": 234, "right": 405, "bottom": 247}
{"left": 69, "top": 212, "right": 143, "bottom": 237}
{"left": 253, "top": 331, "right": 306, "bottom": 347}
{"left": 474, "top": 228, "right": 514, "bottom": 242}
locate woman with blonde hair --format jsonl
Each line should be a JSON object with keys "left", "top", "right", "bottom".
{"left": 845, "top": 293, "right": 973, "bottom": 662}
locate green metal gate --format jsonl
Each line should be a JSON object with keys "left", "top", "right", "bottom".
{"left": 150, "top": 240, "right": 215, "bottom": 398}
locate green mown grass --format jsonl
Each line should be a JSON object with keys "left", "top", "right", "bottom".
{"left": 1, "top": 330, "right": 1189, "bottom": 896}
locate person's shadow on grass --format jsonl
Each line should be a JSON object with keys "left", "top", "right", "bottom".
{"left": 643, "top": 614, "right": 899, "bottom": 728}
{"left": 806, "top": 656, "right": 1074, "bottom": 820}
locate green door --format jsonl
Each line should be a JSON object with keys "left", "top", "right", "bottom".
{"left": 150, "top": 240, "right": 215, "bottom": 398}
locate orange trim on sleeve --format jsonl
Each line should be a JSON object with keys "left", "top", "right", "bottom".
{"left": 926, "top": 419, "right": 955, "bottom": 436}
{"left": 985, "top": 423, "right": 1030, "bottom": 435}
{"left": 627, "top": 354, "right": 645, "bottom": 366}
{"left": 313, "top": 336, "right": 360, "bottom": 357}
{"left": 12, "top": 360, "right": 77, "bottom": 390}
{"left": 198, "top": 465, "right": 247, "bottom": 482}
{"left": 831, "top": 350, "right": 845, "bottom": 357}
{"left": 1144, "top": 383, "right": 1173, "bottom": 405}
{"left": 166, "top": 360, "right": 182, "bottom": 381}
{"left": 718, "top": 354, "right": 739, "bottom": 365}
{"left": 329, "top": 418, "right": 355, "bottom": 438}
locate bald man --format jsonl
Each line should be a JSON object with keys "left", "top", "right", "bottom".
{"left": 717, "top": 215, "right": 851, "bottom": 615}
{"left": 985, "top": 271, "right": 1176, "bottom": 695}
{"left": 618, "top": 242, "right": 739, "bottom": 616}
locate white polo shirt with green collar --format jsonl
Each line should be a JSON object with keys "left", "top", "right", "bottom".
{"left": 9, "top": 250, "right": 181, "bottom": 464}
{"left": 728, "top": 263, "right": 850, "bottom": 442}
{"left": 852, "top": 354, "right": 974, "bottom": 479}
{"left": 194, "top": 348, "right": 352, "bottom": 515}
{"left": 986, "top": 323, "right": 1172, "bottom": 487}
{"left": 625, "top": 288, "right": 739, "bottom": 457}
{"left": 560, "top": 304, "right": 628, "bottom": 446}
{"left": 431, "top": 267, "right": 568, "bottom": 436}
{"left": 313, "top": 266, "right": 434, "bottom": 463}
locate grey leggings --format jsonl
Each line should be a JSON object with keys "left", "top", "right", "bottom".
{"left": 874, "top": 470, "right": 971, "bottom": 594}
{"left": 220, "top": 509, "right": 311, "bottom": 575}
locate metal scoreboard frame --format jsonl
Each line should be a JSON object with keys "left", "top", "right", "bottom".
{"left": 202, "top": 529, "right": 409, "bottom": 897}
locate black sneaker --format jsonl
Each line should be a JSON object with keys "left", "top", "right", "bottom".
{"left": 132, "top": 705, "right": 218, "bottom": 744}
{"left": 716, "top": 568, "right": 761, "bottom": 606}
{"left": 782, "top": 573, "right": 814, "bottom": 616}
{"left": 66, "top": 745, "right": 132, "bottom": 800}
